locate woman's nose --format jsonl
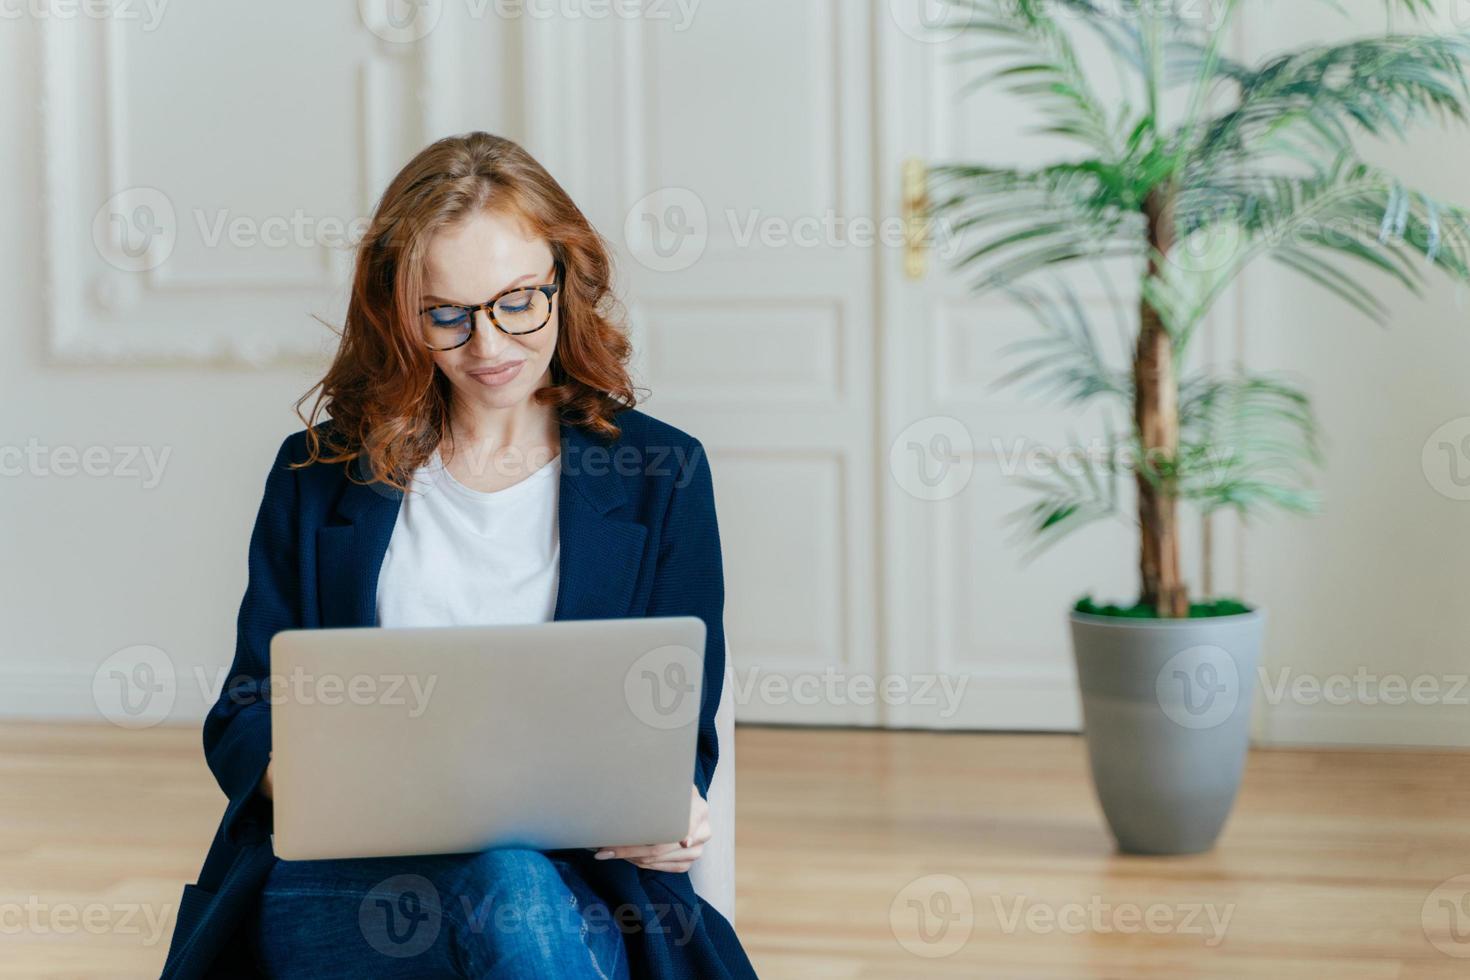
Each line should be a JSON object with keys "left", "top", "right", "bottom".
{"left": 468, "top": 309, "right": 509, "bottom": 358}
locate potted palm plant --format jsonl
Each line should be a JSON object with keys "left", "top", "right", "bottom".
{"left": 929, "top": 0, "right": 1470, "bottom": 853}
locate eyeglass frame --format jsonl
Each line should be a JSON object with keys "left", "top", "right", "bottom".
{"left": 418, "top": 259, "right": 563, "bottom": 351}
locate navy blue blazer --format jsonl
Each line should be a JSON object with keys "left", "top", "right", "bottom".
{"left": 161, "top": 407, "right": 757, "bottom": 979}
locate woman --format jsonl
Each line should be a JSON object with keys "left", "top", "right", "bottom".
{"left": 160, "top": 132, "right": 758, "bottom": 979}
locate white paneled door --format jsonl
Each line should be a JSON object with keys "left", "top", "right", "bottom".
{"left": 16, "top": 0, "right": 1226, "bottom": 728}
{"left": 522, "top": 1, "right": 1229, "bottom": 729}
{"left": 526, "top": 1, "right": 881, "bottom": 724}
{"left": 875, "top": 3, "right": 1228, "bottom": 730}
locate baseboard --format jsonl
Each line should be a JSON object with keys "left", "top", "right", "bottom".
{"left": 3, "top": 666, "right": 1466, "bottom": 749}
{"left": 1258, "top": 699, "right": 1470, "bottom": 749}
{"left": 0, "top": 665, "right": 214, "bottom": 725}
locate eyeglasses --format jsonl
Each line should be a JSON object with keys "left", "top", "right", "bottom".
{"left": 419, "top": 261, "right": 561, "bottom": 351}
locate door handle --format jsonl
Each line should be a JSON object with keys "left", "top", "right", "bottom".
{"left": 902, "top": 157, "right": 930, "bottom": 280}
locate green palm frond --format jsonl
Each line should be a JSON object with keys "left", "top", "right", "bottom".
{"left": 1174, "top": 373, "right": 1324, "bottom": 517}
{"left": 1006, "top": 424, "right": 1128, "bottom": 559}
{"left": 934, "top": 0, "right": 1470, "bottom": 574}
{"left": 994, "top": 281, "right": 1131, "bottom": 405}
{"left": 928, "top": 162, "right": 1147, "bottom": 288}
{"left": 1194, "top": 34, "right": 1470, "bottom": 160}
{"left": 944, "top": 0, "right": 1125, "bottom": 155}
{"left": 1162, "top": 157, "right": 1470, "bottom": 342}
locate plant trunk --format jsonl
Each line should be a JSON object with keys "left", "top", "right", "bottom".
{"left": 1136, "top": 187, "right": 1189, "bottom": 618}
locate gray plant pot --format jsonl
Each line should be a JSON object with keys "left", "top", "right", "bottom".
{"left": 1069, "top": 607, "right": 1265, "bottom": 855}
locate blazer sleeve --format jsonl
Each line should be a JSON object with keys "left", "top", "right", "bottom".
{"left": 202, "top": 434, "right": 300, "bottom": 845}
{"left": 645, "top": 438, "right": 726, "bottom": 801}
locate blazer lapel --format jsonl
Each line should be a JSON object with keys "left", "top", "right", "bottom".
{"left": 552, "top": 421, "right": 648, "bottom": 622}
{"left": 317, "top": 452, "right": 404, "bottom": 628}
{"left": 315, "top": 420, "right": 647, "bottom": 629}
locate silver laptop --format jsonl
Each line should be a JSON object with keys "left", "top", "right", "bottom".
{"left": 268, "top": 616, "right": 705, "bottom": 861}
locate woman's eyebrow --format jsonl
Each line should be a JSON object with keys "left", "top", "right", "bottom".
{"left": 422, "top": 265, "right": 552, "bottom": 305}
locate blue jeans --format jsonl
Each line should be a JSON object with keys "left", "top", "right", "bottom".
{"left": 249, "top": 847, "right": 630, "bottom": 979}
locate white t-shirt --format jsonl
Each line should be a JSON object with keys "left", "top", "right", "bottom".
{"left": 375, "top": 449, "right": 561, "bottom": 628}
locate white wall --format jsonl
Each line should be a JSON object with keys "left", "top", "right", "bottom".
{"left": 2, "top": 2, "right": 1467, "bottom": 746}
{"left": 0, "top": 4, "right": 519, "bottom": 722}
{"left": 1237, "top": 4, "right": 1470, "bottom": 747}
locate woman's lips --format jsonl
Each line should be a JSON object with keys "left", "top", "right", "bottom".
{"left": 468, "top": 361, "right": 525, "bottom": 387}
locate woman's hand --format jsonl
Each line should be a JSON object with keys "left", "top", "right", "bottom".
{"left": 593, "top": 785, "right": 711, "bottom": 873}
{"left": 260, "top": 751, "right": 274, "bottom": 800}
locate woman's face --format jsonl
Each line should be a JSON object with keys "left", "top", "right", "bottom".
{"left": 421, "top": 209, "right": 559, "bottom": 416}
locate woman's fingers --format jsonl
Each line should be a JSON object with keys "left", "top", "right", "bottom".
{"left": 630, "top": 843, "right": 704, "bottom": 872}
{"left": 594, "top": 841, "right": 681, "bottom": 860}
{"left": 635, "top": 843, "right": 703, "bottom": 865}
{"left": 594, "top": 840, "right": 706, "bottom": 868}
{"left": 678, "top": 821, "right": 713, "bottom": 849}
{"left": 595, "top": 788, "right": 714, "bottom": 863}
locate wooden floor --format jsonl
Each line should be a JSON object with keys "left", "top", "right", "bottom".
{"left": 3, "top": 724, "right": 1468, "bottom": 978}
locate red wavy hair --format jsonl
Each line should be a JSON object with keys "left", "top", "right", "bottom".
{"left": 293, "top": 131, "right": 638, "bottom": 490}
